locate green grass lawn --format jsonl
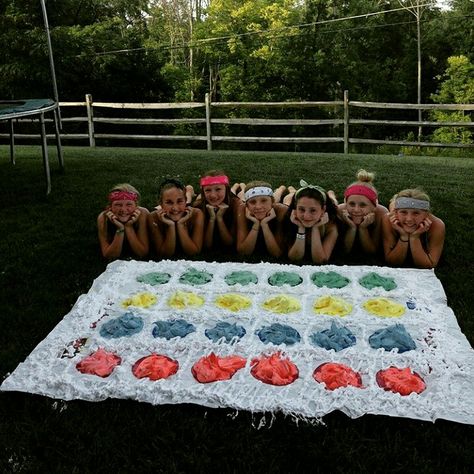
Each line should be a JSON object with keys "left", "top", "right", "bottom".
{"left": 1, "top": 145, "right": 473, "bottom": 472}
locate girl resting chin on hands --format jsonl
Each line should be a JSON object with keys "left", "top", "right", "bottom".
{"left": 286, "top": 180, "right": 338, "bottom": 264}
{"left": 236, "top": 181, "right": 287, "bottom": 258}
{"left": 382, "top": 188, "right": 445, "bottom": 268}
{"left": 148, "top": 178, "right": 204, "bottom": 258}
{"left": 97, "top": 183, "right": 149, "bottom": 260}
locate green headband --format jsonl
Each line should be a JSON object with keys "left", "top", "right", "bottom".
{"left": 294, "top": 179, "right": 327, "bottom": 203}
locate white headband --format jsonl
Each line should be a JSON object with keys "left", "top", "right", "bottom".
{"left": 244, "top": 186, "right": 273, "bottom": 201}
{"left": 394, "top": 197, "right": 430, "bottom": 210}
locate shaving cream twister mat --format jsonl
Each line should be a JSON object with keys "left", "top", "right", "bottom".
{"left": 2, "top": 260, "right": 474, "bottom": 424}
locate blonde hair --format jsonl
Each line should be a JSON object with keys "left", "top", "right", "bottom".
{"left": 347, "top": 169, "right": 377, "bottom": 191}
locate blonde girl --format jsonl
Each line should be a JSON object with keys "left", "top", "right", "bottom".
{"left": 97, "top": 183, "right": 149, "bottom": 260}
{"left": 337, "top": 170, "right": 388, "bottom": 254}
{"left": 148, "top": 179, "right": 204, "bottom": 257}
{"left": 287, "top": 180, "right": 338, "bottom": 263}
{"left": 193, "top": 170, "right": 241, "bottom": 249}
{"left": 382, "top": 189, "right": 445, "bottom": 268}
{"left": 236, "top": 181, "right": 287, "bottom": 258}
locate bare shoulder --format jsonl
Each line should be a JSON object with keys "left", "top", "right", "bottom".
{"left": 376, "top": 204, "right": 388, "bottom": 215}
{"left": 97, "top": 211, "right": 107, "bottom": 224}
{"left": 138, "top": 206, "right": 150, "bottom": 215}
{"left": 430, "top": 214, "right": 445, "bottom": 232}
{"left": 274, "top": 202, "right": 289, "bottom": 218}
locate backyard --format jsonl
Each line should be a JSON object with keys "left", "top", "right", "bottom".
{"left": 1, "top": 145, "right": 473, "bottom": 472}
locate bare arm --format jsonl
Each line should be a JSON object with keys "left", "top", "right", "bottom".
{"left": 123, "top": 207, "right": 149, "bottom": 258}
{"left": 177, "top": 208, "right": 204, "bottom": 256}
{"left": 287, "top": 210, "right": 306, "bottom": 261}
{"left": 382, "top": 212, "right": 409, "bottom": 265}
{"left": 148, "top": 211, "right": 176, "bottom": 257}
{"left": 410, "top": 216, "right": 445, "bottom": 268}
{"left": 98, "top": 211, "right": 124, "bottom": 260}
{"left": 311, "top": 217, "right": 338, "bottom": 263}
{"left": 236, "top": 205, "right": 260, "bottom": 255}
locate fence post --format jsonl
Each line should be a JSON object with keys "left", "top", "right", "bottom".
{"left": 205, "top": 92, "right": 212, "bottom": 151}
{"left": 344, "top": 90, "right": 349, "bottom": 154}
{"left": 85, "top": 93, "right": 96, "bottom": 147}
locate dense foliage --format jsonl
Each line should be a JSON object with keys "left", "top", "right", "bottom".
{"left": 0, "top": 0, "right": 472, "bottom": 103}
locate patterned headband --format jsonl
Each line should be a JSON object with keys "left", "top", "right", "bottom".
{"left": 200, "top": 175, "right": 229, "bottom": 187}
{"left": 244, "top": 186, "right": 273, "bottom": 201}
{"left": 344, "top": 185, "right": 378, "bottom": 205}
{"left": 295, "top": 179, "right": 326, "bottom": 203}
{"left": 108, "top": 191, "right": 138, "bottom": 202}
{"left": 394, "top": 197, "right": 430, "bottom": 210}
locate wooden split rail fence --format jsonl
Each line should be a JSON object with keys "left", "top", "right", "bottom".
{"left": 2, "top": 91, "right": 473, "bottom": 153}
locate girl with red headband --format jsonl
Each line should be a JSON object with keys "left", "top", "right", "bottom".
{"left": 97, "top": 183, "right": 149, "bottom": 260}
{"left": 148, "top": 178, "right": 204, "bottom": 257}
{"left": 382, "top": 188, "right": 445, "bottom": 268}
{"left": 336, "top": 170, "right": 388, "bottom": 255}
{"left": 192, "top": 170, "right": 241, "bottom": 250}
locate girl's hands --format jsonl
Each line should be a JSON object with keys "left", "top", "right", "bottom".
{"left": 412, "top": 217, "right": 432, "bottom": 237}
{"left": 316, "top": 212, "right": 329, "bottom": 228}
{"left": 206, "top": 204, "right": 217, "bottom": 221}
{"left": 157, "top": 209, "right": 175, "bottom": 227}
{"left": 124, "top": 209, "right": 141, "bottom": 227}
{"left": 388, "top": 212, "right": 408, "bottom": 239}
{"left": 290, "top": 209, "right": 304, "bottom": 228}
{"left": 359, "top": 212, "right": 375, "bottom": 228}
{"left": 245, "top": 207, "right": 260, "bottom": 224}
{"left": 341, "top": 210, "right": 357, "bottom": 228}
{"left": 261, "top": 208, "right": 276, "bottom": 225}
{"left": 177, "top": 208, "right": 193, "bottom": 225}
{"left": 216, "top": 203, "right": 229, "bottom": 218}
{"left": 106, "top": 211, "right": 125, "bottom": 230}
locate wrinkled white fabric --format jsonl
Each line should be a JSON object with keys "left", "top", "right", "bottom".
{"left": 2, "top": 260, "right": 474, "bottom": 425}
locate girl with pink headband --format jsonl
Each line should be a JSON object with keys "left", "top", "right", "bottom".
{"left": 382, "top": 188, "right": 445, "bottom": 268}
{"left": 192, "top": 169, "right": 242, "bottom": 250}
{"left": 97, "top": 183, "right": 149, "bottom": 260}
{"left": 336, "top": 170, "right": 388, "bottom": 255}
{"left": 236, "top": 180, "right": 287, "bottom": 258}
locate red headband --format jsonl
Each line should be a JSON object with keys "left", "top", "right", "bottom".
{"left": 200, "top": 175, "right": 229, "bottom": 187}
{"left": 108, "top": 191, "right": 138, "bottom": 202}
{"left": 344, "top": 185, "right": 377, "bottom": 205}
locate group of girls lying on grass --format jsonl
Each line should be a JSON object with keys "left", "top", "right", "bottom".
{"left": 97, "top": 169, "right": 445, "bottom": 268}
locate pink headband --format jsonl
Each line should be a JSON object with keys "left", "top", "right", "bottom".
{"left": 344, "top": 185, "right": 377, "bottom": 205}
{"left": 200, "top": 175, "right": 229, "bottom": 187}
{"left": 108, "top": 191, "right": 138, "bottom": 202}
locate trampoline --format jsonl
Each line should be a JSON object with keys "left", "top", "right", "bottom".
{"left": 1, "top": 98, "right": 64, "bottom": 195}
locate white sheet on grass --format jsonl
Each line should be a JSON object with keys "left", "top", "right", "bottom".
{"left": 2, "top": 260, "right": 474, "bottom": 424}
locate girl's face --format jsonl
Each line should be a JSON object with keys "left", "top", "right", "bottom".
{"left": 396, "top": 208, "right": 428, "bottom": 233}
{"left": 246, "top": 195, "right": 273, "bottom": 221}
{"left": 161, "top": 187, "right": 187, "bottom": 221}
{"left": 295, "top": 196, "right": 325, "bottom": 227}
{"left": 203, "top": 184, "right": 226, "bottom": 207}
{"left": 110, "top": 200, "right": 137, "bottom": 223}
{"left": 345, "top": 195, "right": 375, "bottom": 225}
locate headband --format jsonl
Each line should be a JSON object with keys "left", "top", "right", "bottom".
{"left": 244, "top": 186, "right": 273, "bottom": 201}
{"left": 108, "top": 191, "right": 138, "bottom": 202}
{"left": 200, "top": 175, "right": 229, "bottom": 187}
{"left": 394, "top": 197, "right": 430, "bottom": 210}
{"left": 295, "top": 179, "right": 326, "bottom": 203}
{"left": 344, "top": 185, "right": 378, "bottom": 205}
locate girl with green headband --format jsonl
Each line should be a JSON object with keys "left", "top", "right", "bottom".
{"left": 382, "top": 188, "right": 445, "bottom": 268}
{"left": 286, "top": 180, "right": 338, "bottom": 263}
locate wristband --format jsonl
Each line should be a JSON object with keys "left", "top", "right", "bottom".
{"left": 296, "top": 233, "right": 305, "bottom": 240}
{"left": 116, "top": 228, "right": 125, "bottom": 234}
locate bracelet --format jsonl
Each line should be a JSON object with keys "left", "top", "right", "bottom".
{"left": 297, "top": 231, "right": 305, "bottom": 235}
{"left": 116, "top": 228, "right": 125, "bottom": 234}
{"left": 296, "top": 233, "right": 305, "bottom": 240}
{"left": 399, "top": 237, "right": 409, "bottom": 242}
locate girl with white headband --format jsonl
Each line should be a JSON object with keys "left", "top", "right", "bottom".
{"left": 236, "top": 180, "right": 287, "bottom": 258}
{"left": 286, "top": 180, "right": 338, "bottom": 263}
{"left": 336, "top": 170, "right": 388, "bottom": 255}
{"left": 192, "top": 169, "right": 241, "bottom": 250}
{"left": 148, "top": 178, "right": 204, "bottom": 257}
{"left": 97, "top": 183, "right": 149, "bottom": 260}
{"left": 382, "top": 188, "right": 445, "bottom": 268}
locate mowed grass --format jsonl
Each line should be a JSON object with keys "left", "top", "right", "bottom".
{"left": 1, "top": 145, "right": 473, "bottom": 472}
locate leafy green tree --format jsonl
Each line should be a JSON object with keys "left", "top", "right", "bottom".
{"left": 430, "top": 55, "right": 474, "bottom": 144}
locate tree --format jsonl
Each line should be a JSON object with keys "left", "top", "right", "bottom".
{"left": 430, "top": 55, "right": 473, "bottom": 144}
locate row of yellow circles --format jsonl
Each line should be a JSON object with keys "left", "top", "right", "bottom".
{"left": 121, "top": 292, "right": 406, "bottom": 318}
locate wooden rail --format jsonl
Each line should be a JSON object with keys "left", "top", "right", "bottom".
{"left": 1, "top": 91, "right": 473, "bottom": 153}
